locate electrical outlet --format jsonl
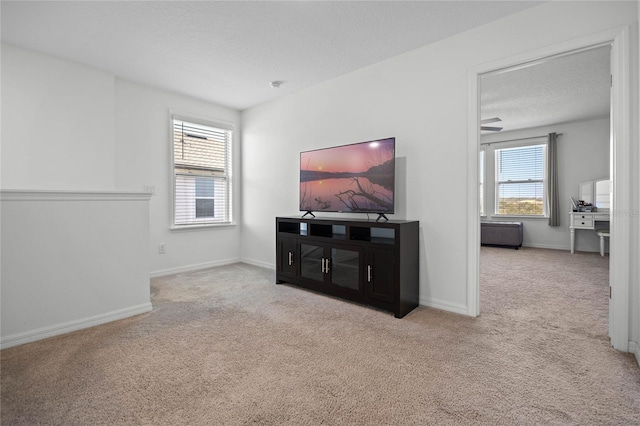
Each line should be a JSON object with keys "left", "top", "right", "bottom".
{"left": 159, "top": 243, "right": 166, "bottom": 254}
{"left": 144, "top": 185, "right": 156, "bottom": 195}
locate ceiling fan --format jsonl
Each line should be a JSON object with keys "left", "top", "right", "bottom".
{"left": 481, "top": 117, "right": 503, "bottom": 132}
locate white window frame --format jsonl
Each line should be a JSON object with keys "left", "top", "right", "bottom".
{"left": 170, "top": 113, "right": 234, "bottom": 229}
{"left": 492, "top": 138, "right": 548, "bottom": 218}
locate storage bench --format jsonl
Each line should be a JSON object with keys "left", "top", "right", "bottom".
{"left": 481, "top": 221, "right": 523, "bottom": 249}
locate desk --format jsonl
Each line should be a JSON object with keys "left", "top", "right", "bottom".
{"left": 569, "top": 211, "right": 610, "bottom": 253}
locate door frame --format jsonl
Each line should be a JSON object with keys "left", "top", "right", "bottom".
{"left": 466, "top": 26, "right": 631, "bottom": 351}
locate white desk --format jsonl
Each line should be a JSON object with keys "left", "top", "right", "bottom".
{"left": 569, "top": 211, "right": 610, "bottom": 253}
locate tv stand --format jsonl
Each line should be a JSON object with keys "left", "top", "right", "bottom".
{"left": 301, "top": 211, "right": 315, "bottom": 218}
{"left": 276, "top": 216, "right": 419, "bottom": 318}
{"left": 375, "top": 213, "right": 389, "bottom": 222}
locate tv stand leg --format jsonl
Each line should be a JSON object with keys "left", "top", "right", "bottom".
{"left": 302, "top": 211, "right": 315, "bottom": 218}
{"left": 376, "top": 213, "right": 389, "bottom": 222}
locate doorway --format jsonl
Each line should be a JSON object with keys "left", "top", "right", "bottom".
{"left": 467, "top": 27, "right": 631, "bottom": 351}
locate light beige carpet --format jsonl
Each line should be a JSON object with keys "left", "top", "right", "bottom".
{"left": 1, "top": 247, "right": 639, "bottom": 425}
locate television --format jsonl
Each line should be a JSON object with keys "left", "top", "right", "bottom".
{"left": 300, "top": 137, "right": 395, "bottom": 217}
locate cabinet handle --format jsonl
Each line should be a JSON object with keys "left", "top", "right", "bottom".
{"left": 288, "top": 251, "right": 293, "bottom": 266}
{"left": 367, "top": 265, "right": 372, "bottom": 283}
{"left": 321, "top": 258, "right": 326, "bottom": 273}
{"left": 325, "top": 259, "right": 330, "bottom": 273}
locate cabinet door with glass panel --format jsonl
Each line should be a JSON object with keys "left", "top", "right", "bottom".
{"left": 299, "top": 243, "right": 363, "bottom": 294}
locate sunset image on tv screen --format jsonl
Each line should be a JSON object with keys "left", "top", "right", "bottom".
{"left": 300, "top": 138, "right": 395, "bottom": 213}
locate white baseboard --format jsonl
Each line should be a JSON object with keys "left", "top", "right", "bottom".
{"left": 629, "top": 341, "right": 640, "bottom": 367}
{"left": 521, "top": 243, "right": 603, "bottom": 253}
{"left": 150, "top": 258, "right": 241, "bottom": 278}
{"left": 0, "top": 303, "right": 153, "bottom": 350}
{"left": 241, "top": 258, "right": 275, "bottom": 270}
{"left": 421, "top": 297, "right": 469, "bottom": 316}
{"left": 521, "top": 243, "right": 569, "bottom": 250}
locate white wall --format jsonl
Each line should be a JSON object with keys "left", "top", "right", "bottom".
{"left": 241, "top": 2, "right": 638, "bottom": 316}
{"left": 114, "top": 80, "right": 242, "bottom": 276}
{"left": 481, "top": 118, "right": 610, "bottom": 252}
{"left": 1, "top": 44, "right": 243, "bottom": 278}
{"left": 1, "top": 44, "right": 243, "bottom": 346}
{"left": 0, "top": 45, "right": 151, "bottom": 348}
{"left": 1, "top": 45, "right": 116, "bottom": 191}
{"left": 0, "top": 191, "right": 152, "bottom": 348}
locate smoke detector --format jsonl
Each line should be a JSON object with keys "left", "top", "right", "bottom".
{"left": 269, "top": 81, "right": 282, "bottom": 89}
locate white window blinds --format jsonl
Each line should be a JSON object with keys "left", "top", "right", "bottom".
{"left": 495, "top": 143, "right": 546, "bottom": 216}
{"left": 172, "top": 118, "right": 232, "bottom": 226}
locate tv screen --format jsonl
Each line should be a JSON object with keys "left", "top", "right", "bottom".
{"left": 300, "top": 137, "right": 395, "bottom": 214}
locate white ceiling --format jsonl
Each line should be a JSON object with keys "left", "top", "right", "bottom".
{"left": 1, "top": 1, "right": 609, "bottom": 131}
{"left": 481, "top": 45, "right": 611, "bottom": 133}
{"left": 2, "top": 1, "right": 542, "bottom": 111}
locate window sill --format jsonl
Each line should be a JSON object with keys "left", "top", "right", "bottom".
{"left": 171, "top": 222, "right": 237, "bottom": 231}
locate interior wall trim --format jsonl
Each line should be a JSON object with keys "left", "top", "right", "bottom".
{"left": 607, "top": 25, "right": 631, "bottom": 353}
{"left": 467, "top": 26, "right": 632, "bottom": 352}
{"left": 0, "top": 303, "right": 153, "bottom": 350}
{"left": 520, "top": 243, "right": 575, "bottom": 251}
{"left": 420, "top": 297, "right": 468, "bottom": 316}
{"left": 150, "top": 258, "right": 242, "bottom": 278}
{"left": 629, "top": 341, "right": 640, "bottom": 367}
{"left": 240, "top": 258, "right": 276, "bottom": 271}
{"left": 0, "top": 189, "right": 152, "bottom": 202}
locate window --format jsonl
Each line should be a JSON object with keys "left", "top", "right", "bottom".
{"left": 495, "top": 143, "right": 546, "bottom": 216}
{"left": 195, "top": 177, "right": 215, "bottom": 217}
{"left": 172, "top": 117, "right": 233, "bottom": 227}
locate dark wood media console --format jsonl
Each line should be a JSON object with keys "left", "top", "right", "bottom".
{"left": 276, "top": 216, "right": 419, "bottom": 318}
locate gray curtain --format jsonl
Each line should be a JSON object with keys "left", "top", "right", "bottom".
{"left": 547, "top": 132, "right": 559, "bottom": 226}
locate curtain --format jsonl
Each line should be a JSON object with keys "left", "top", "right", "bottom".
{"left": 547, "top": 132, "right": 559, "bottom": 226}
